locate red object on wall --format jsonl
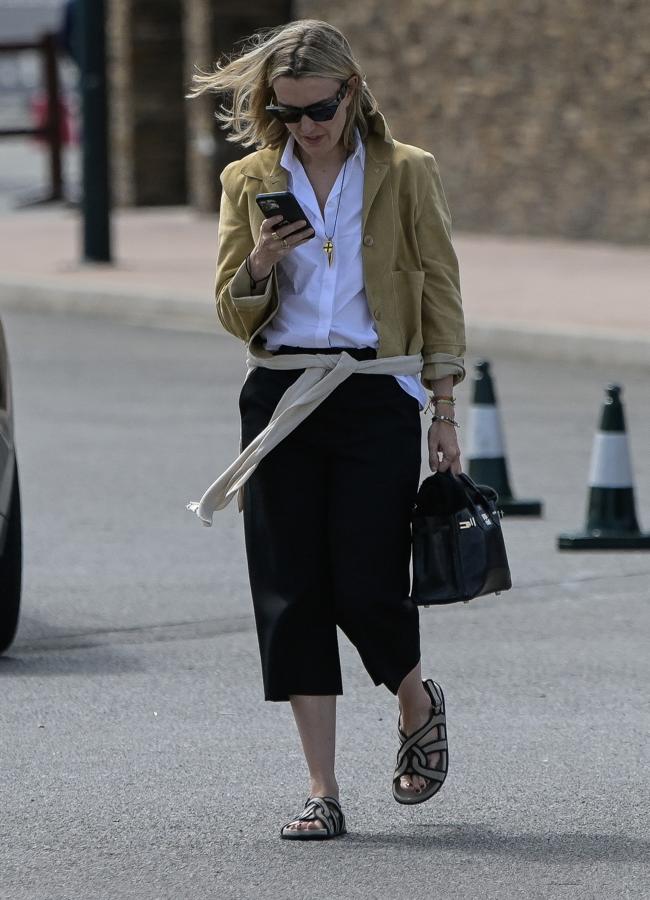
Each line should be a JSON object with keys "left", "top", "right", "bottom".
{"left": 30, "top": 92, "right": 76, "bottom": 146}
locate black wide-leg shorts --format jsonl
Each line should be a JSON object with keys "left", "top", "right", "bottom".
{"left": 239, "top": 358, "right": 422, "bottom": 702}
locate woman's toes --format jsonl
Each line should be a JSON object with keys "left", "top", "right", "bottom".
{"left": 402, "top": 774, "right": 427, "bottom": 792}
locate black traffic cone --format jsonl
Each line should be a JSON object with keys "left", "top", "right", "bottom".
{"left": 558, "top": 384, "right": 650, "bottom": 549}
{"left": 467, "top": 360, "right": 543, "bottom": 516}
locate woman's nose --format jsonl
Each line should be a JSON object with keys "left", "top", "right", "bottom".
{"left": 299, "top": 114, "right": 317, "bottom": 131}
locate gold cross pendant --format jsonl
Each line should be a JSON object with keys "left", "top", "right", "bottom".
{"left": 323, "top": 239, "right": 334, "bottom": 267}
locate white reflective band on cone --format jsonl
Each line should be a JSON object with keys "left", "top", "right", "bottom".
{"left": 588, "top": 433, "right": 634, "bottom": 488}
{"left": 467, "top": 406, "right": 506, "bottom": 459}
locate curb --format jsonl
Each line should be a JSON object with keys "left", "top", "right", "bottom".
{"left": 465, "top": 321, "right": 650, "bottom": 369}
{"left": 1, "top": 278, "right": 649, "bottom": 368}
{"left": 0, "top": 278, "right": 215, "bottom": 332}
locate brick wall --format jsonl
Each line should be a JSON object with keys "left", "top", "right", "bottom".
{"left": 297, "top": 0, "right": 650, "bottom": 244}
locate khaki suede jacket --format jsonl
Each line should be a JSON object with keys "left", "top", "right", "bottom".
{"left": 215, "top": 111, "right": 466, "bottom": 388}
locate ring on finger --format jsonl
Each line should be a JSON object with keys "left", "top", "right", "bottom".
{"left": 271, "top": 231, "right": 281, "bottom": 241}
{"left": 281, "top": 238, "right": 289, "bottom": 249}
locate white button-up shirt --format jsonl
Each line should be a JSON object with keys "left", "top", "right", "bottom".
{"left": 260, "top": 129, "right": 427, "bottom": 408}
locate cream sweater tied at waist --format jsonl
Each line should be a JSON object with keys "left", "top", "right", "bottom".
{"left": 187, "top": 349, "right": 424, "bottom": 525}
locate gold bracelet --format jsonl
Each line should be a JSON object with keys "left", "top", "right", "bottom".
{"left": 431, "top": 414, "right": 460, "bottom": 429}
{"left": 425, "top": 395, "right": 455, "bottom": 416}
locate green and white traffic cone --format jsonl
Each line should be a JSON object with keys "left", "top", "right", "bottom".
{"left": 467, "top": 360, "right": 543, "bottom": 516}
{"left": 558, "top": 384, "right": 650, "bottom": 550}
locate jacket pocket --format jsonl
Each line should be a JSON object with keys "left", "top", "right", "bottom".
{"left": 391, "top": 270, "right": 425, "bottom": 344}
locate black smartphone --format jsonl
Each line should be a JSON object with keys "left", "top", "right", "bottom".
{"left": 255, "top": 191, "right": 313, "bottom": 233}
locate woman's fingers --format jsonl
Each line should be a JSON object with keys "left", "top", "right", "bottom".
{"left": 262, "top": 216, "right": 314, "bottom": 242}
{"left": 273, "top": 222, "right": 315, "bottom": 249}
{"left": 253, "top": 216, "right": 315, "bottom": 274}
{"left": 259, "top": 216, "right": 315, "bottom": 259}
{"left": 275, "top": 219, "right": 314, "bottom": 241}
{"left": 427, "top": 423, "right": 462, "bottom": 473}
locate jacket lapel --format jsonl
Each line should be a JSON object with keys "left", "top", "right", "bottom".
{"left": 264, "top": 154, "right": 288, "bottom": 192}
{"left": 240, "top": 144, "right": 288, "bottom": 192}
{"left": 362, "top": 112, "right": 393, "bottom": 229}
{"left": 362, "top": 162, "right": 389, "bottom": 230}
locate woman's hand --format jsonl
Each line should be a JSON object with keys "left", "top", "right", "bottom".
{"left": 248, "top": 215, "right": 315, "bottom": 282}
{"left": 427, "top": 419, "right": 462, "bottom": 474}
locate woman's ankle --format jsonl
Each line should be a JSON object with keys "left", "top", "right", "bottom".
{"left": 399, "top": 686, "right": 433, "bottom": 732}
{"left": 309, "top": 777, "right": 339, "bottom": 800}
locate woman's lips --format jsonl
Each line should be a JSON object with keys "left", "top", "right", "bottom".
{"left": 302, "top": 134, "right": 324, "bottom": 144}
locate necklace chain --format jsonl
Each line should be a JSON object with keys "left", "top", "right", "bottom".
{"left": 322, "top": 155, "right": 349, "bottom": 267}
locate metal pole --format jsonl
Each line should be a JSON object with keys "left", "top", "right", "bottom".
{"left": 41, "top": 33, "right": 63, "bottom": 201}
{"left": 78, "top": 0, "right": 111, "bottom": 262}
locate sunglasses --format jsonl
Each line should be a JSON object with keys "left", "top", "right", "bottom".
{"left": 266, "top": 79, "right": 351, "bottom": 124}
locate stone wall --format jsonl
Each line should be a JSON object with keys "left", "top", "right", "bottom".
{"left": 108, "top": 0, "right": 187, "bottom": 206}
{"left": 296, "top": 0, "right": 650, "bottom": 244}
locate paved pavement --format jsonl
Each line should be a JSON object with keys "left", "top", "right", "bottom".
{"left": 0, "top": 205, "right": 649, "bottom": 367}
{"left": 1, "top": 308, "right": 650, "bottom": 899}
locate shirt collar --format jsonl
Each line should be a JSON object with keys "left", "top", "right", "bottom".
{"left": 280, "top": 127, "right": 365, "bottom": 175}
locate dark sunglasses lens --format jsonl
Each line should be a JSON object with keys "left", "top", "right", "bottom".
{"left": 267, "top": 97, "right": 340, "bottom": 124}
{"left": 306, "top": 103, "right": 339, "bottom": 122}
{"left": 268, "top": 107, "right": 301, "bottom": 123}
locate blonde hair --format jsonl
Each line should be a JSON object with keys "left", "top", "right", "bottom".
{"left": 188, "top": 19, "right": 379, "bottom": 151}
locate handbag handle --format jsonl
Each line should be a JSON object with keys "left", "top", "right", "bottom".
{"left": 456, "top": 472, "right": 499, "bottom": 509}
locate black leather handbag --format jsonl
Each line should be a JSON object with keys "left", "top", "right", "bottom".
{"left": 410, "top": 471, "right": 512, "bottom": 606}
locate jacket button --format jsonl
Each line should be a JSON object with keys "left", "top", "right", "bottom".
{"left": 363, "top": 234, "right": 374, "bottom": 247}
{"left": 374, "top": 308, "right": 381, "bottom": 320}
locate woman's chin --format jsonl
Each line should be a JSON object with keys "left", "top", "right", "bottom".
{"left": 298, "top": 134, "right": 329, "bottom": 152}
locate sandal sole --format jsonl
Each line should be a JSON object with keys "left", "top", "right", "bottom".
{"left": 280, "top": 828, "right": 347, "bottom": 841}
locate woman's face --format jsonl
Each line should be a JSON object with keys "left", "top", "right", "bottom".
{"left": 271, "top": 75, "right": 357, "bottom": 161}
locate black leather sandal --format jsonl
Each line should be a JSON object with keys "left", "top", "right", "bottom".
{"left": 392, "top": 678, "right": 449, "bottom": 805}
{"left": 280, "top": 796, "right": 346, "bottom": 840}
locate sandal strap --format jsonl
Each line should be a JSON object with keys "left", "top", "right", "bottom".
{"left": 423, "top": 678, "right": 444, "bottom": 709}
{"left": 394, "top": 680, "right": 448, "bottom": 786}
{"left": 289, "top": 796, "right": 344, "bottom": 835}
{"left": 397, "top": 713, "right": 446, "bottom": 753}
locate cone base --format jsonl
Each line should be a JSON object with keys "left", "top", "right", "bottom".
{"left": 558, "top": 530, "right": 650, "bottom": 550}
{"left": 499, "top": 498, "right": 543, "bottom": 517}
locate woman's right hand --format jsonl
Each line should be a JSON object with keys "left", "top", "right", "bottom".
{"left": 248, "top": 215, "right": 315, "bottom": 282}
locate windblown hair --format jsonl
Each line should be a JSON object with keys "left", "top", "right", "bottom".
{"left": 187, "top": 19, "right": 379, "bottom": 151}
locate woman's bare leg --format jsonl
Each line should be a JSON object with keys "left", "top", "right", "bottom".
{"left": 284, "top": 694, "right": 339, "bottom": 832}
{"left": 396, "top": 660, "right": 440, "bottom": 794}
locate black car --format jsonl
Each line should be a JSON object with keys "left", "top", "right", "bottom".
{"left": 0, "top": 317, "right": 21, "bottom": 653}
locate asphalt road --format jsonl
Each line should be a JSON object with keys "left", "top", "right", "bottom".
{"left": 1, "top": 309, "right": 649, "bottom": 899}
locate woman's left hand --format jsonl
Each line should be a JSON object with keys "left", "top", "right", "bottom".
{"left": 427, "top": 420, "right": 462, "bottom": 474}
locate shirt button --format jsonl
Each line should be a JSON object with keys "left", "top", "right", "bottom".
{"left": 363, "top": 234, "right": 374, "bottom": 247}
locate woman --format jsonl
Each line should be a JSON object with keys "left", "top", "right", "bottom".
{"left": 188, "top": 19, "right": 465, "bottom": 840}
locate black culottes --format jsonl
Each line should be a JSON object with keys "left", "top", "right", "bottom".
{"left": 239, "top": 359, "right": 422, "bottom": 702}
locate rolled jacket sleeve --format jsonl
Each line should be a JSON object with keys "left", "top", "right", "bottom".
{"left": 416, "top": 154, "right": 466, "bottom": 389}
